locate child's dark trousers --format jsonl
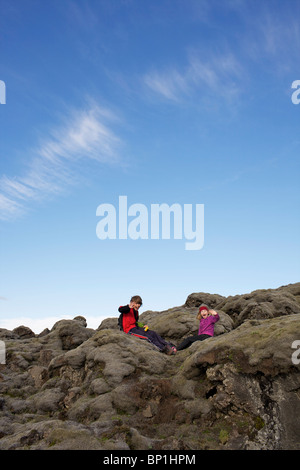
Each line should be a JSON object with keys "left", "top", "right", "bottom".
{"left": 177, "top": 334, "right": 211, "bottom": 350}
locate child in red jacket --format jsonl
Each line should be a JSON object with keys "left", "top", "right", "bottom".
{"left": 118, "top": 295, "right": 176, "bottom": 355}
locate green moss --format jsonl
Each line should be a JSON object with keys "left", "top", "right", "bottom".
{"left": 219, "top": 429, "right": 229, "bottom": 445}
{"left": 47, "top": 428, "right": 89, "bottom": 446}
{"left": 254, "top": 416, "right": 265, "bottom": 430}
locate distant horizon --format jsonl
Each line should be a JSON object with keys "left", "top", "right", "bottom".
{"left": 2, "top": 279, "right": 299, "bottom": 334}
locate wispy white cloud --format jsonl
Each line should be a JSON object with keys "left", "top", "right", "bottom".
{"left": 144, "top": 3, "right": 300, "bottom": 104}
{"left": 144, "top": 51, "right": 245, "bottom": 104}
{"left": 256, "top": 11, "right": 300, "bottom": 71}
{"left": 0, "top": 104, "right": 122, "bottom": 220}
{"left": 144, "top": 67, "right": 190, "bottom": 102}
{"left": 222, "top": 1, "right": 300, "bottom": 72}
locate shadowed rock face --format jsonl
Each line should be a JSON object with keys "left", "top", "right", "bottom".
{"left": 0, "top": 283, "right": 300, "bottom": 450}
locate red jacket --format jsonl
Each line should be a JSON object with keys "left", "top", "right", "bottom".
{"left": 118, "top": 305, "right": 139, "bottom": 333}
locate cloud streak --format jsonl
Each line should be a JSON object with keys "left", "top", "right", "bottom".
{"left": 0, "top": 104, "right": 122, "bottom": 220}
{"left": 143, "top": 4, "right": 300, "bottom": 105}
{"left": 144, "top": 51, "right": 245, "bottom": 105}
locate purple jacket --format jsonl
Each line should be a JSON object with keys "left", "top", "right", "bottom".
{"left": 198, "top": 313, "right": 219, "bottom": 336}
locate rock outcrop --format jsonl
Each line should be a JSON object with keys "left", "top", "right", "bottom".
{"left": 0, "top": 283, "right": 299, "bottom": 450}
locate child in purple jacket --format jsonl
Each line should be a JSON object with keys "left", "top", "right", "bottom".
{"left": 177, "top": 305, "right": 219, "bottom": 351}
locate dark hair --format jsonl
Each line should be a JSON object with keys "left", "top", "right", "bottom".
{"left": 131, "top": 295, "right": 143, "bottom": 305}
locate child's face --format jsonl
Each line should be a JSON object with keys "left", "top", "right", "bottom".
{"left": 201, "top": 309, "right": 209, "bottom": 319}
{"left": 133, "top": 302, "right": 141, "bottom": 310}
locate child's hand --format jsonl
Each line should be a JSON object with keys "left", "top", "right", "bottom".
{"left": 130, "top": 301, "right": 141, "bottom": 310}
{"left": 209, "top": 309, "right": 218, "bottom": 316}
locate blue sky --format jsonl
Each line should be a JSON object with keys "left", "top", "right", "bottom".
{"left": 1, "top": 0, "right": 299, "bottom": 332}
